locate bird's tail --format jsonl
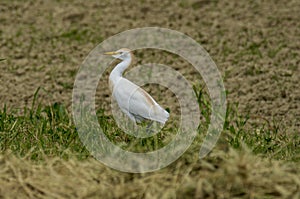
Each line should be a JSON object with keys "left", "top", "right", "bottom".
{"left": 149, "top": 105, "right": 170, "bottom": 124}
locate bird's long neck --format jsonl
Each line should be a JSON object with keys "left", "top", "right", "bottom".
{"left": 109, "top": 56, "right": 132, "bottom": 85}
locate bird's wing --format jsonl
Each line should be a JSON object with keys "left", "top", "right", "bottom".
{"left": 113, "top": 78, "right": 169, "bottom": 124}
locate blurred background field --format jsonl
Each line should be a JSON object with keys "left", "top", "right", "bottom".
{"left": 0, "top": 0, "right": 299, "bottom": 198}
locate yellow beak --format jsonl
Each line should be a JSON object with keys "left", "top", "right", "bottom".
{"left": 104, "top": 51, "right": 118, "bottom": 55}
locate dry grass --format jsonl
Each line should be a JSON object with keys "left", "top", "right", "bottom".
{"left": 1, "top": 147, "right": 299, "bottom": 199}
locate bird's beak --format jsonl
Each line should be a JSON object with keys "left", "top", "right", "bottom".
{"left": 104, "top": 51, "right": 118, "bottom": 55}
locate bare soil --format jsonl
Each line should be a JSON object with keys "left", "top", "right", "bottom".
{"left": 1, "top": 0, "right": 299, "bottom": 132}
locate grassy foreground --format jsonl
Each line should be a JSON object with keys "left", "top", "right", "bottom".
{"left": 0, "top": 88, "right": 299, "bottom": 198}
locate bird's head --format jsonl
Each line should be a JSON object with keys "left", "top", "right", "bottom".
{"left": 104, "top": 48, "right": 132, "bottom": 60}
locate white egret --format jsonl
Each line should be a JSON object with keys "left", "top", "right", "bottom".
{"left": 104, "top": 48, "right": 169, "bottom": 125}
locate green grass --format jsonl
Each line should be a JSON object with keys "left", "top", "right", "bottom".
{"left": 223, "top": 103, "right": 300, "bottom": 161}
{"left": 60, "top": 28, "right": 89, "bottom": 41}
{"left": 0, "top": 86, "right": 299, "bottom": 163}
{"left": 0, "top": 88, "right": 89, "bottom": 160}
{"left": 59, "top": 27, "right": 103, "bottom": 43}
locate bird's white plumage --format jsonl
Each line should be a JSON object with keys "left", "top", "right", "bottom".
{"left": 105, "top": 48, "right": 169, "bottom": 124}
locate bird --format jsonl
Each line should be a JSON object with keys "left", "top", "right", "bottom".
{"left": 104, "top": 48, "right": 170, "bottom": 125}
